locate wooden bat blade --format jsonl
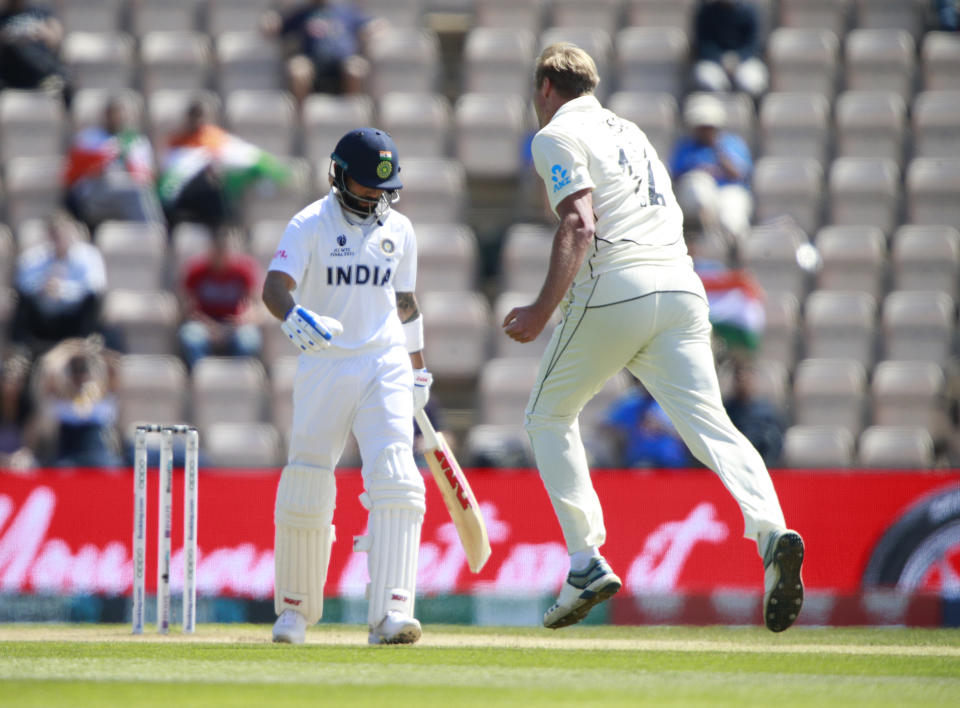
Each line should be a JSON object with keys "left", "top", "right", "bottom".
{"left": 416, "top": 410, "right": 491, "bottom": 573}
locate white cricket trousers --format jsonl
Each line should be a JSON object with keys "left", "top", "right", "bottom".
{"left": 524, "top": 287, "right": 786, "bottom": 557}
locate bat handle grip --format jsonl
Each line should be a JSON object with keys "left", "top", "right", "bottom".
{"left": 414, "top": 408, "right": 441, "bottom": 450}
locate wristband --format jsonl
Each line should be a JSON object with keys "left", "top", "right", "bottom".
{"left": 402, "top": 316, "right": 424, "bottom": 353}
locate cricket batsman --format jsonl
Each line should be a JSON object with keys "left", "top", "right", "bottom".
{"left": 503, "top": 43, "right": 805, "bottom": 632}
{"left": 261, "top": 127, "right": 432, "bottom": 644}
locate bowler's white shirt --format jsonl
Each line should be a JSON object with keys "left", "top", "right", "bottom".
{"left": 268, "top": 194, "right": 417, "bottom": 355}
{"left": 531, "top": 95, "right": 704, "bottom": 305}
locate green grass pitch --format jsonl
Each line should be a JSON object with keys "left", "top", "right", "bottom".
{"left": 1, "top": 623, "right": 959, "bottom": 707}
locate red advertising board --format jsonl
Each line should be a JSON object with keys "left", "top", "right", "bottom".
{"left": 1, "top": 467, "right": 959, "bottom": 600}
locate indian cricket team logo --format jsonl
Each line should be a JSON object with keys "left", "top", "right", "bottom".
{"left": 377, "top": 150, "right": 393, "bottom": 179}
{"left": 380, "top": 237, "right": 396, "bottom": 255}
{"left": 551, "top": 164, "right": 571, "bottom": 192}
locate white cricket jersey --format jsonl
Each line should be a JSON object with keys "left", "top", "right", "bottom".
{"left": 268, "top": 194, "right": 417, "bottom": 355}
{"left": 531, "top": 94, "right": 704, "bottom": 305}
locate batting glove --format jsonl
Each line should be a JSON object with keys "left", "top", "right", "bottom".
{"left": 281, "top": 305, "right": 343, "bottom": 354}
{"left": 413, "top": 368, "right": 433, "bottom": 413}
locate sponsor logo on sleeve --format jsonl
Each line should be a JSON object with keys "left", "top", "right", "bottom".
{"left": 551, "top": 164, "right": 571, "bottom": 192}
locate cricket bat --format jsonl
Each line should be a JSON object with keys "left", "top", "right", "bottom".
{"left": 415, "top": 408, "right": 491, "bottom": 573}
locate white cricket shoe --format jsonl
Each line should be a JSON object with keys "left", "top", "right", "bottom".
{"left": 272, "top": 609, "right": 308, "bottom": 644}
{"left": 543, "top": 556, "right": 622, "bottom": 630}
{"left": 763, "top": 529, "right": 805, "bottom": 632}
{"left": 368, "top": 610, "right": 422, "bottom": 645}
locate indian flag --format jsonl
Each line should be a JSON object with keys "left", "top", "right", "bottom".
{"left": 699, "top": 268, "right": 765, "bottom": 352}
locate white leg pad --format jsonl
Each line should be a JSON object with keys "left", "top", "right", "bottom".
{"left": 358, "top": 443, "right": 425, "bottom": 629}
{"left": 274, "top": 464, "right": 336, "bottom": 625}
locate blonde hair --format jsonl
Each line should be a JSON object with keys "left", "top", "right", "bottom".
{"left": 534, "top": 42, "right": 600, "bottom": 97}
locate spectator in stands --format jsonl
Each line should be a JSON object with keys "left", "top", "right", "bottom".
{"left": 0, "top": 347, "right": 38, "bottom": 471}
{"left": 158, "top": 100, "right": 291, "bottom": 229}
{"left": 722, "top": 358, "right": 785, "bottom": 467}
{"left": 0, "top": 0, "right": 71, "bottom": 104}
{"left": 34, "top": 336, "right": 122, "bottom": 468}
{"left": 670, "top": 93, "right": 753, "bottom": 251}
{"left": 936, "top": 0, "right": 959, "bottom": 30}
{"left": 600, "top": 380, "right": 692, "bottom": 469}
{"left": 177, "top": 228, "right": 264, "bottom": 369}
{"left": 8, "top": 212, "right": 107, "bottom": 358}
{"left": 691, "top": 0, "right": 768, "bottom": 99}
{"left": 63, "top": 97, "right": 163, "bottom": 232}
{"left": 260, "top": 0, "right": 385, "bottom": 104}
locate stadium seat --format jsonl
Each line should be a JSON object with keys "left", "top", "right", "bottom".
{"left": 539, "top": 27, "right": 613, "bottom": 101}
{"left": 814, "top": 225, "right": 886, "bottom": 298}
{"left": 752, "top": 157, "right": 824, "bottom": 237}
{"left": 55, "top": 0, "right": 124, "bottom": 33}
{"left": 778, "top": 0, "right": 851, "bottom": 37}
{"left": 240, "top": 157, "right": 314, "bottom": 225}
{"left": 478, "top": 357, "right": 541, "bottom": 425}
{"left": 248, "top": 220, "right": 285, "bottom": 272}
{"left": 454, "top": 93, "right": 529, "bottom": 179}
{"left": 0, "top": 224, "right": 14, "bottom": 293}
{"left": 71, "top": 88, "right": 145, "bottom": 133}
{"left": 766, "top": 27, "right": 840, "bottom": 98}
{"left": 225, "top": 90, "right": 297, "bottom": 158}
{"left": 499, "top": 222, "right": 553, "bottom": 293}
{"left": 170, "top": 222, "right": 213, "bottom": 276}
{"left": 414, "top": 223, "right": 479, "bottom": 295}
{"left": 462, "top": 27, "right": 537, "bottom": 98}
{"left": 215, "top": 31, "right": 283, "bottom": 96}
{"left": 378, "top": 92, "right": 451, "bottom": 160}
{"left": 129, "top": 0, "right": 199, "bottom": 35}
{"left": 204, "top": 422, "right": 283, "bottom": 467}
{"left": 827, "top": 158, "right": 901, "bottom": 236}
{"left": 890, "top": 224, "right": 960, "bottom": 300}
{"left": 870, "top": 360, "right": 947, "bottom": 439}
{"left": 357, "top": 0, "right": 423, "bottom": 27}
{"left": 759, "top": 91, "right": 831, "bottom": 166}
{"left": 146, "top": 89, "right": 221, "bottom": 147}
{"left": 420, "top": 290, "right": 492, "bottom": 383}
{"left": 625, "top": 0, "right": 697, "bottom": 31}
{"left": 718, "top": 358, "right": 790, "bottom": 413}
{"left": 802, "top": 290, "right": 878, "bottom": 367}
{"left": 492, "top": 291, "right": 559, "bottom": 360}
{"left": 613, "top": 27, "right": 689, "bottom": 99}
{"left": 608, "top": 92, "right": 678, "bottom": 160}
{"left": 834, "top": 90, "right": 906, "bottom": 165}
{"left": 921, "top": 31, "right": 960, "bottom": 91}
{"left": 139, "top": 31, "right": 212, "bottom": 95}
{"left": 741, "top": 222, "right": 811, "bottom": 302}
{"left": 757, "top": 291, "right": 800, "bottom": 371}
{"left": 392, "top": 158, "right": 467, "bottom": 225}
{"left": 905, "top": 158, "right": 960, "bottom": 226}
{"left": 854, "top": 0, "right": 927, "bottom": 40}
{"left": 550, "top": 0, "right": 622, "bottom": 36}
{"left": 912, "top": 91, "right": 960, "bottom": 160}
{"left": 191, "top": 356, "right": 267, "bottom": 429}
{"left": 792, "top": 358, "right": 867, "bottom": 436}
{"left": 366, "top": 28, "right": 442, "bottom": 100}
{"left": 101, "top": 289, "right": 180, "bottom": 355}
{"left": 857, "top": 426, "right": 935, "bottom": 469}
{"left": 474, "top": 0, "right": 545, "bottom": 33}
{"left": 62, "top": 31, "right": 136, "bottom": 91}
{"left": 781, "top": 425, "right": 854, "bottom": 468}
{"left": 301, "top": 94, "right": 374, "bottom": 165}
{"left": 96, "top": 221, "right": 168, "bottom": 292}
{"left": 4, "top": 157, "right": 64, "bottom": 229}
{"left": 116, "top": 354, "right": 188, "bottom": 436}
{"left": 207, "top": 0, "right": 275, "bottom": 38}
{"left": 881, "top": 291, "right": 955, "bottom": 365}
{"left": 844, "top": 29, "right": 916, "bottom": 103}
{"left": 0, "top": 90, "right": 65, "bottom": 162}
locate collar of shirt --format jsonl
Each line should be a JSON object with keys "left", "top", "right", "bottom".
{"left": 550, "top": 94, "right": 602, "bottom": 123}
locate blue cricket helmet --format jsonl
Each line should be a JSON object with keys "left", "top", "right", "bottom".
{"left": 331, "top": 127, "right": 402, "bottom": 191}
